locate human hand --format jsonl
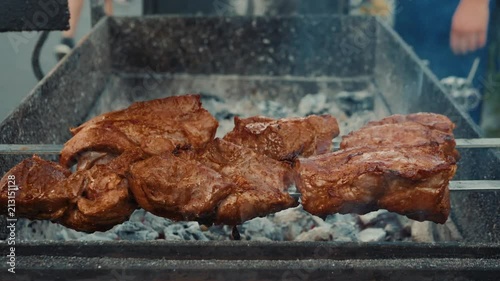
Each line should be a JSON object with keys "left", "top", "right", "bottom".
{"left": 450, "top": 0, "right": 490, "bottom": 55}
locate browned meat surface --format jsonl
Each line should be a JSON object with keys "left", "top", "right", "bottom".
{"left": 0, "top": 100, "right": 460, "bottom": 232}
{"left": 295, "top": 145, "right": 456, "bottom": 224}
{"left": 340, "top": 122, "right": 459, "bottom": 160}
{"left": 0, "top": 156, "right": 73, "bottom": 220}
{"left": 59, "top": 149, "right": 146, "bottom": 232}
{"left": 367, "top": 112, "right": 455, "bottom": 134}
{"left": 223, "top": 115, "right": 339, "bottom": 161}
{"left": 129, "top": 153, "right": 234, "bottom": 223}
{"left": 180, "top": 138, "right": 298, "bottom": 225}
{"left": 76, "top": 151, "right": 117, "bottom": 171}
{"left": 60, "top": 95, "right": 218, "bottom": 167}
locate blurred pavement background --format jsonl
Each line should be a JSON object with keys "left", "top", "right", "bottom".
{"left": 0, "top": 1, "right": 141, "bottom": 122}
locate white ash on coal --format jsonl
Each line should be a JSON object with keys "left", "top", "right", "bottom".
{"left": 357, "top": 228, "right": 386, "bottom": 242}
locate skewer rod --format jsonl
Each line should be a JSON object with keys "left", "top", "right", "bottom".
{"left": 449, "top": 180, "right": 500, "bottom": 191}
{"left": 454, "top": 138, "right": 500, "bottom": 148}
{"left": 0, "top": 144, "right": 497, "bottom": 191}
{"left": 333, "top": 138, "right": 500, "bottom": 150}
{"left": 0, "top": 144, "right": 63, "bottom": 154}
{"left": 288, "top": 180, "right": 500, "bottom": 198}
{"left": 1, "top": 139, "right": 499, "bottom": 155}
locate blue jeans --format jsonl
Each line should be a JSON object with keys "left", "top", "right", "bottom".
{"left": 394, "top": 0, "right": 495, "bottom": 123}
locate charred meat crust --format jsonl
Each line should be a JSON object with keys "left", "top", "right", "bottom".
{"left": 178, "top": 138, "right": 298, "bottom": 225}
{"left": 58, "top": 149, "right": 147, "bottom": 232}
{"left": 366, "top": 112, "right": 456, "bottom": 134}
{"left": 340, "top": 121, "right": 460, "bottom": 161}
{"left": 60, "top": 94, "right": 218, "bottom": 167}
{"left": 128, "top": 153, "right": 234, "bottom": 223}
{"left": 295, "top": 145, "right": 456, "bottom": 224}
{"left": 223, "top": 114, "right": 339, "bottom": 161}
{"left": 0, "top": 155, "right": 73, "bottom": 220}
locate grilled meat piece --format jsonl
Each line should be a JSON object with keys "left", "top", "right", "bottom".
{"left": 223, "top": 115, "right": 339, "bottom": 161}
{"left": 340, "top": 122, "right": 459, "bottom": 160}
{"left": 180, "top": 138, "right": 298, "bottom": 225}
{"left": 60, "top": 94, "right": 218, "bottom": 167}
{"left": 366, "top": 112, "right": 455, "bottom": 134}
{"left": 59, "top": 149, "right": 146, "bottom": 232}
{"left": 295, "top": 145, "right": 456, "bottom": 224}
{"left": 76, "top": 151, "right": 117, "bottom": 171}
{"left": 129, "top": 153, "right": 234, "bottom": 223}
{"left": 0, "top": 156, "right": 73, "bottom": 220}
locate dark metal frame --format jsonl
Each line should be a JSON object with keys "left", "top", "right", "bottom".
{"left": 0, "top": 241, "right": 498, "bottom": 280}
{"left": 141, "top": 0, "right": 350, "bottom": 16}
{"left": 1, "top": 14, "right": 498, "bottom": 242}
{"left": 0, "top": 14, "right": 498, "bottom": 280}
{"left": 0, "top": 0, "right": 69, "bottom": 32}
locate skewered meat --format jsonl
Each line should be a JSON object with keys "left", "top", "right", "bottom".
{"left": 0, "top": 94, "right": 460, "bottom": 233}
{"left": 59, "top": 149, "right": 146, "bottom": 232}
{"left": 129, "top": 153, "right": 234, "bottom": 223}
{"left": 366, "top": 112, "right": 455, "bottom": 134}
{"left": 179, "top": 138, "right": 298, "bottom": 225}
{"left": 60, "top": 94, "right": 218, "bottom": 167}
{"left": 223, "top": 115, "right": 339, "bottom": 161}
{"left": 295, "top": 145, "right": 456, "bottom": 224}
{"left": 0, "top": 156, "right": 73, "bottom": 220}
{"left": 340, "top": 122, "right": 459, "bottom": 160}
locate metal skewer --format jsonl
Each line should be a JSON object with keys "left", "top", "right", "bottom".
{"left": 287, "top": 180, "right": 500, "bottom": 198}
{"left": 0, "top": 138, "right": 499, "bottom": 155}
{"left": 333, "top": 138, "right": 500, "bottom": 150}
{"left": 454, "top": 138, "right": 500, "bottom": 148}
{"left": 0, "top": 144, "right": 64, "bottom": 155}
{"left": 1, "top": 142, "right": 499, "bottom": 192}
{"left": 449, "top": 180, "right": 500, "bottom": 191}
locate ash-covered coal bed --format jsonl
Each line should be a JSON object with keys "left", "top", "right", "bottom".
{"left": 15, "top": 90, "right": 414, "bottom": 243}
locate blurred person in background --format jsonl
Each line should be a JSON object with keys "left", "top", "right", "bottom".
{"left": 394, "top": 0, "right": 494, "bottom": 124}
{"left": 54, "top": 0, "right": 113, "bottom": 60}
{"left": 247, "top": 0, "right": 500, "bottom": 130}
{"left": 350, "top": 0, "right": 396, "bottom": 25}
{"left": 54, "top": 0, "right": 497, "bottom": 129}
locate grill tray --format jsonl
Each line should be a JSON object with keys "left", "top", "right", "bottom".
{"left": 3, "top": 241, "right": 500, "bottom": 281}
{"left": 0, "top": 15, "right": 498, "bottom": 279}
